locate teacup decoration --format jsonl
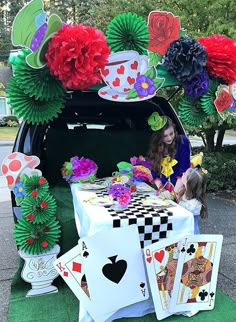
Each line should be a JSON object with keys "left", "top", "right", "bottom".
{"left": 98, "top": 50, "right": 165, "bottom": 102}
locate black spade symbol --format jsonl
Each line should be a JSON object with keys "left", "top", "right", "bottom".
{"left": 199, "top": 290, "right": 208, "bottom": 301}
{"left": 187, "top": 244, "right": 196, "bottom": 255}
{"left": 83, "top": 251, "right": 89, "bottom": 258}
{"left": 140, "top": 282, "right": 145, "bottom": 288}
{"left": 102, "top": 255, "right": 127, "bottom": 284}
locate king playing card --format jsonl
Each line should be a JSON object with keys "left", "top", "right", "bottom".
{"left": 170, "top": 234, "right": 223, "bottom": 313}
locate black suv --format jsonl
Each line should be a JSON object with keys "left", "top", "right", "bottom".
{"left": 12, "top": 90, "right": 185, "bottom": 251}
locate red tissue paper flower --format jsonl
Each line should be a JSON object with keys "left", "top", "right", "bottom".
{"left": 46, "top": 24, "right": 110, "bottom": 90}
{"left": 198, "top": 35, "right": 236, "bottom": 84}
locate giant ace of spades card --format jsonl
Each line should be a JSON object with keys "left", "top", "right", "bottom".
{"left": 144, "top": 236, "right": 183, "bottom": 320}
{"left": 170, "top": 234, "right": 223, "bottom": 313}
{"left": 78, "top": 225, "right": 149, "bottom": 318}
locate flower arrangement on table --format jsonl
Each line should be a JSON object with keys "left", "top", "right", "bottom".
{"left": 113, "top": 156, "right": 153, "bottom": 185}
{"left": 108, "top": 183, "right": 131, "bottom": 207}
{"left": 61, "top": 156, "right": 98, "bottom": 184}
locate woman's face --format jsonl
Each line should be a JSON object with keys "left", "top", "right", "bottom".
{"left": 162, "top": 126, "right": 175, "bottom": 145}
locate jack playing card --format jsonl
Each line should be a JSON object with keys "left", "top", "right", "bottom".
{"left": 170, "top": 234, "right": 223, "bottom": 313}
{"left": 78, "top": 224, "right": 149, "bottom": 319}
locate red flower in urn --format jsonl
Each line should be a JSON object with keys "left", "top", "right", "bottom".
{"left": 147, "top": 11, "right": 180, "bottom": 55}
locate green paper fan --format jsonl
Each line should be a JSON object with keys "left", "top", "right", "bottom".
{"left": 14, "top": 217, "right": 61, "bottom": 255}
{"left": 106, "top": 12, "right": 149, "bottom": 54}
{"left": 23, "top": 175, "right": 49, "bottom": 197}
{"left": 12, "top": 49, "right": 66, "bottom": 100}
{"left": 21, "top": 193, "right": 57, "bottom": 224}
{"left": 178, "top": 96, "right": 208, "bottom": 126}
{"left": 6, "top": 77, "right": 64, "bottom": 124}
{"left": 200, "top": 78, "right": 220, "bottom": 115}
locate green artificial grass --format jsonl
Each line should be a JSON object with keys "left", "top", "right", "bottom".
{"left": 7, "top": 187, "right": 236, "bottom": 322}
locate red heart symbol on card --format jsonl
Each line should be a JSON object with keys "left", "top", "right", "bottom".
{"left": 146, "top": 256, "right": 152, "bottom": 263}
{"left": 112, "top": 78, "right": 120, "bottom": 87}
{"left": 131, "top": 61, "right": 138, "bottom": 70}
{"left": 124, "top": 88, "right": 130, "bottom": 92}
{"left": 100, "top": 91, "right": 107, "bottom": 95}
{"left": 137, "top": 72, "right": 140, "bottom": 77}
{"left": 117, "top": 65, "right": 125, "bottom": 74}
{"left": 101, "top": 68, "right": 109, "bottom": 77}
{"left": 112, "top": 95, "right": 118, "bottom": 99}
{"left": 127, "top": 76, "right": 135, "bottom": 85}
{"left": 154, "top": 250, "right": 165, "bottom": 263}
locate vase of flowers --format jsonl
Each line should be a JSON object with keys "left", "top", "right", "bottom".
{"left": 61, "top": 156, "right": 98, "bottom": 183}
{"left": 108, "top": 183, "right": 131, "bottom": 211}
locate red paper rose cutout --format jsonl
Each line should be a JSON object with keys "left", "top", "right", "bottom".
{"left": 198, "top": 34, "right": 236, "bottom": 84}
{"left": 46, "top": 24, "right": 110, "bottom": 90}
{"left": 147, "top": 11, "right": 180, "bottom": 55}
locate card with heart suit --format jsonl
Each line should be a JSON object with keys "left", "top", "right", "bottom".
{"left": 78, "top": 225, "right": 149, "bottom": 318}
{"left": 170, "top": 234, "right": 223, "bottom": 313}
{"left": 144, "top": 236, "right": 184, "bottom": 320}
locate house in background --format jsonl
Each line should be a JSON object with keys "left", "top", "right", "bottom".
{"left": 0, "top": 66, "right": 12, "bottom": 116}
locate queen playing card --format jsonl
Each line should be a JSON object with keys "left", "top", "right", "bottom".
{"left": 170, "top": 234, "right": 223, "bottom": 313}
{"left": 78, "top": 224, "right": 149, "bottom": 318}
{"left": 144, "top": 236, "right": 183, "bottom": 320}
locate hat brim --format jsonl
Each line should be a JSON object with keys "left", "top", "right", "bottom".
{"left": 26, "top": 14, "right": 62, "bottom": 69}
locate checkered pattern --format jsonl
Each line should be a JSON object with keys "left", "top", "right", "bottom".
{"left": 97, "top": 190, "right": 173, "bottom": 248}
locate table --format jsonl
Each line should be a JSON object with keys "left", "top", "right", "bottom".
{"left": 70, "top": 181, "right": 194, "bottom": 322}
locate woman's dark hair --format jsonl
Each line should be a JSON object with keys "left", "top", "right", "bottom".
{"left": 185, "top": 168, "right": 208, "bottom": 218}
{"left": 147, "top": 117, "right": 180, "bottom": 174}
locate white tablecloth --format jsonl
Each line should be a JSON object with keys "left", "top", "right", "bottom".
{"left": 70, "top": 182, "right": 194, "bottom": 322}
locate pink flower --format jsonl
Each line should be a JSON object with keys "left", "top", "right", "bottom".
{"left": 117, "top": 192, "right": 131, "bottom": 206}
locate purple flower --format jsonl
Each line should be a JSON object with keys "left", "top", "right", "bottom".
{"left": 108, "top": 184, "right": 130, "bottom": 199}
{"left": 71, "top": 156, "right": 97, "bottom": 180}
{"left": 130, "top": 155, "right": 152, "bottom": 170}
{"left": 183, "top": 69, "right": 210, "bottom": 98}
{"left": 134, "top": 76, "right": 156, "bottom": 97}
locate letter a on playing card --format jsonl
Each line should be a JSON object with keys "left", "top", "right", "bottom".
{"left": 78, "top": 225, "right": 149, "bottom": 319}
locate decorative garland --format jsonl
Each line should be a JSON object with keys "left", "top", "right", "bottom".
{"left": 106, "top": 12, "right": 149, "bottom": 54}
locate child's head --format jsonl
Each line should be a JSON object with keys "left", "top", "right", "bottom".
{"left": 182, "top": 166, "right": 208, "bottom": 218}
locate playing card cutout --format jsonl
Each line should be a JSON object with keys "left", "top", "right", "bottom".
{"left": 170, "top": 234, "right": 223, "bottom": 313}
{"left": 102, "top": 255, "right": 127, "bottom": 284}
{"left": 78, "top": 225, "right": 149, "bottom": 319}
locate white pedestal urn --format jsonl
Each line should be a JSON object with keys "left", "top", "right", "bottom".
{"left": 19, "top": 244, "right": 60, "bottom": 297}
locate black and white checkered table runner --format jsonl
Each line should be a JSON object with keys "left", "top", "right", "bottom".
{"left": 96, "top": 186, "right": 173, "bottom": 248}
